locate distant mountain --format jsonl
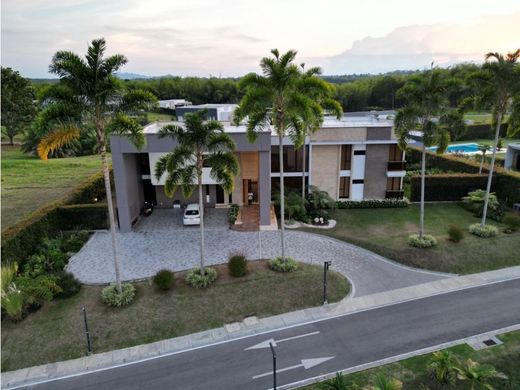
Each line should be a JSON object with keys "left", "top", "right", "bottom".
{"left": 115, "top": 72, "right": 151, "bottom": 80}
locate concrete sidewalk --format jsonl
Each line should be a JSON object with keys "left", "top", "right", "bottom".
{"left": 3, "top": 265, "right": 520, "bottom": 389}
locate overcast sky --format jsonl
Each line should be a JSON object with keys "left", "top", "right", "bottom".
{"left": 2, "top": 0, "right": 519, "bottom": 78}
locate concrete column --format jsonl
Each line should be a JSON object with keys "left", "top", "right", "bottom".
{"left": 111, "top": 147, "right": 133, "bottom": 233}
{"left": 258, "top": 151, "right": 271, "bottom": 226}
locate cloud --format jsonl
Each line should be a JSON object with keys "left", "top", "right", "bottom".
{"left": 319, "top": 13, "right": 520, "bottom": 74}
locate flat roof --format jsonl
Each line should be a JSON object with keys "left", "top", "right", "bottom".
{"left": 143, "top": 114, "right": 394, "bottom": 134}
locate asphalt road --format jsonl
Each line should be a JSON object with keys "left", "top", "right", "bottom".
{"left": 22, "top": 279, "right": 520, "bottom": 390}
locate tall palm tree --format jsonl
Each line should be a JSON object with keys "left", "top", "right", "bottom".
{"left": 455, "top": 359, "right": 507, "bottom": 390}
{"left": 478, "top": 144, "right": 491, "bottom": 174}
{"left": 297, "top": 65, "right": 343, "bottom": 200}
{"left": 155, "top": 110, "right": 239, "bottom": 274}
{"left": 395, "top": 69, "right": 465, "bottom": 239}
{"left": 36, "top": 38, "right": 156, "bottom": 293}
{"left": 471, "top": 50, "right": 520, "bottom": 227}
{"left": 233, "top": 49, "right": 337, "bottom": 260}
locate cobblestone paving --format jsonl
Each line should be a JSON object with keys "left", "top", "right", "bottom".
{"left": 67, "top": 226, "right": 450, "bottom": 297}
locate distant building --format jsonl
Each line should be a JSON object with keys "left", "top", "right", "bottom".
{"left": 158, "top": 99, "right": 192, "bottom": 110}
{"left": 505, "top": 143, "right": 520, "bottom": 171}
{"left": 175, "top": 103, "right": 238, "bottom": 122}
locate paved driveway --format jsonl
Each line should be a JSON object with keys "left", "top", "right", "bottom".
{"left": 67, "top": 229, "right": 450, "bottom": 297}
{"left": 134, "top": 208, "right": 228, "bottom": 232}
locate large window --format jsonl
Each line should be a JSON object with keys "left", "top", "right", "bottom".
{"left": 340, "top": 145, "right": 352, "bottom": 170}
{"left": 271, "top": 145, "right": 308, "bottom": 173}
{"left": 339, "top": 177, "right": 350, "bottom": 198}
{"left": 386, "top": 177, "right": 401, "bottom": 191}
{"left": 271, "top": 177, "right": 303, "bottom": 198}
{"left": 388, "top": 144, "right": 404, "bottom": 161}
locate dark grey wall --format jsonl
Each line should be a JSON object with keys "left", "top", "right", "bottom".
{"left": 258, "top": 151, "right": 271, "bottom": 225}
{"left": 364, "top": 144, "right": 389, "bottom": 199}
{"left": 155, "top": 185, "right": 217, "bottom": 208}
{"left": 366, "top": 127, "right": 392, "bottom": 141}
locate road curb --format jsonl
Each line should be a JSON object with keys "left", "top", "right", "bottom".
{"left": 2, "top": 267, "right": 520, "bottom": 389}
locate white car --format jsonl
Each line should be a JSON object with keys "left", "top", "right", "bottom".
{"left": 183, "top": 203, "right": 201, "bottom": 226}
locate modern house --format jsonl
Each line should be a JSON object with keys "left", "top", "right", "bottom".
{"left": 505, "top": 143, "right": 520, "bottom": 171}
{"left": 110, "top": 107, "right": 405, "bottom": 232}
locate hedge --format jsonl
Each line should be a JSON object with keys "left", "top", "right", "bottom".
{"left": 336, "top": 198, "right": 409, "bottom": 209}
{"left": 456, "top": 123, "right": 508, "bottom": 141}
{"left": 407, "top": 148, "right": 520, "bottom": 205}
{"left": 1, "top": 170, "right": 111, "bottom": 266}
{"left": 410, "top": 174, "right": 492, "bottom": 202}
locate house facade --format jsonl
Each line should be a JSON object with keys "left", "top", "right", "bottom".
{"left": 110, "top": 108, "right": 405, "bottom": 232}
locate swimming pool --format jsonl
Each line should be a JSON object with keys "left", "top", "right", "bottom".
{"left": 427, "top": 143, "right": 480, "bottom": 154}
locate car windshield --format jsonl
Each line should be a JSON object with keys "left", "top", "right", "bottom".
{"left": 186, "top": 210, "right": 199, "bottom": 216}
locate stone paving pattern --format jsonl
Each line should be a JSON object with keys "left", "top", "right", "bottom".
{"left": 67, "top": 210, "right": 448, "bottom": 296}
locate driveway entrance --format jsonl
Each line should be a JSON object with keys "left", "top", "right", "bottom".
{"left": 134, "top": 208, "right": 228, "bottom": 232}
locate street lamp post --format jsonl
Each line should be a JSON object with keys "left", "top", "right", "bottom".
{"left": 269, "top": 341, "right": 277, "bottom": 390}
{"left": 323, "top": 261, "right": 332, "bottom": 304}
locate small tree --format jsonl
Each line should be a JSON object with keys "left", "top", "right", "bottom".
{"left": 455, "top": 359, "right": 507, "bottom": 390}
{"left": 428, "top": 350, "right": 457, "bottom": 385}
{"left": 155, "top": 110, "right": 239, "bottom": 274}
{"left": 477, "top": 144, "right": 491, "bottom": 174}
{"left": 1, "top": 67, "right": 37, "bottom": 145}
{"left": 395, "top": 69, "right": 465, "bottom": 241}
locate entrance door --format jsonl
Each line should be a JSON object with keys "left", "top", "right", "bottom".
{"left": 216, "top": 185, "right": 225, "bottom": 204}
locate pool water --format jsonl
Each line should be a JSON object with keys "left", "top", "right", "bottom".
{"left": 427, "top": 143, "right": 479, "bottom": 154}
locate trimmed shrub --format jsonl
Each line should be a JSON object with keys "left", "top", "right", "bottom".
{"left": 185, "top": 267, "right": 218, "bottom": 288}
{"left": 336, "top": 198, "right": 409, "bottom": 209}
{"left": 101, "top": 283, "right": 136, "bottom": 307}
{"left": 461, "top": 189, "right": 504, "bottom": 222}
{"left": 407, "top": 234, "right": 438, "bottom": 248}
{"left": 228, "top": 254, "right": 248, "bottom": 277}
{"left": 456, "top": 123, "right": 507, "bottom": 141}
{"left": 16, "top": 274, "right": 62, "bottom": 303}
{"left": 447, "top": 225, "right": 464, "bottom": 243}
{"left": 407, "top": 147, "right": 520, "bottom": 206}
{"left": 503, "top": 214, "right": 520, "bottom": 233}
{"left": 153, "top": 269, "right": 175, "bottom": 290}
{"left": 56, "top": 204, "right": 108, "bottom": 231}
{"left": 410, "top": 174, "right": 490, "bottom": 202}
{"left": 269, "top": 256, "right": 298, "bottom": 272}
{"left": 61, "top": 231, "right": 90, "bottom": 253}
{"left": 228, "top": 204, "right": 240, "bottom": 224}
{"left": 469, "top": 223, "right": 498, "bottom": 238}
{"left": 55, "top": 271, "right": 82, "bottom": 298}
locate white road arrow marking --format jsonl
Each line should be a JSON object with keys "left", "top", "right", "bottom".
{"left": 245, "top": 331, "right": 320, "bottom": 350}
{"left": 252, "top": 356, "right": 335, "bottom": 379}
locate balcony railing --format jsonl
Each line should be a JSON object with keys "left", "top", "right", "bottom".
{"left": 387, "top": 160, "right": 406, "bottom": 171}
{"left": 385, "top": 190, "right": 405, "bottom": 199}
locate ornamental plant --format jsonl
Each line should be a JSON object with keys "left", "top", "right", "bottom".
{"left": 407, "top": 234, "right": 438, "bottom": 248}
{"left": 269, "top": 256, "right": 298, "bottom": 272}
{"left": 469, "top": 223, "right": 498, "bottom": 238}
{"left": 185, "top": 267, "right": 218, "bottom": 288}
{"left": 101, "top": 283, "right": 136, "bottom": 307}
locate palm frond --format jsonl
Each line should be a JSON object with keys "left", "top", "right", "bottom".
{"left": 118, "top": 89, "right": 157, "bottom": 113}
{"left": 37, "top": 125, "right": 81, "bottom": 160}
{"left": 106, "top": 113, "right": 145, "bottom": 149}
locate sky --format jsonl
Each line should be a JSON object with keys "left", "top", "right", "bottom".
{"left": 1, "top": 0, "right": 520, "bottom": 78}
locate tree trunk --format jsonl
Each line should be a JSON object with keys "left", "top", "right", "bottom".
{"left": 198, "top": 170, "right": 206, "bottom": 275}
{"left": 9, "top": 135, "right": 14, "bottom": 146}
{"left": 479, "top": 153, "right": 484, "bottom": 175}
{"left": 301, "top": 137, "right": 306, "bottom": 201}
{"left": 279, "top": 134, "right": 286, "bottom": 261}
{"left": 481, "top": 112, "right": 502, "bottom": 227}
{"left": 419, "top": 144, "right": 426, "bottom": 238}
{"left": 99, "top": 138, "right": 123, "bottom": 294}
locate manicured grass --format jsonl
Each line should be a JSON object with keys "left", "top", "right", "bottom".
{"left": 1, "top": 148, "right": 103, "bottom": 228}
{"left": 301, "top": 204, "right": 520, "bottom": 274}
{"left": 303, "top": 331, "right": 520, "bottom": 389}
{"left": 0, "top": 261, "right": 350, "bottom": 371}
{"left": 146, "top": 111, "right": 174, "bottom": 122}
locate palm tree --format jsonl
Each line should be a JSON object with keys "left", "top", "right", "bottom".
{"left": 395, "top": 69, "right": 465, "bottom": 239}
{"left": 428, "top": 350, "right": 457, "bottom": 385}
{"left": 233, "top": 49, "right": 338, "bottom": 260}
{"left": 155, "top": 110, "right": 239, "bottom": 274}
{"left": 455, "top": 359, "right": 507, "bottom": 390}
{"left": 36, "top": 38, "right": 156, "bottom": 293}
{"left": 367, "top": 374, "right": 402, "bottom": 390}
{"left": 478, "top": 144, "right": 491, "bottom": 174}
{"left": 297, "top": 65, "right": 343, "bottom": 200}
{"left": 471, "top": 50, "right": 520, "bottom": 227}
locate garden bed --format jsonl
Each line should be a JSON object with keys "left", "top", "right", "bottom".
{"left": 1, "top": 260, "right": 350, "bottom": 372}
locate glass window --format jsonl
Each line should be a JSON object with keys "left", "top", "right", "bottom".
{"left": 386, "top": 177, "right": 401, "bottom": 190}
{"left": 339, "top": 177, "right": 350, "bottom": 198}
{"left": 271, "top": 145, "right": 308, "bottom": 173}
{"left": 389, "top": 144, "right": 404, "bottom": 161}
{"left": 271, "top": 177, "right": 303, "bottom": 198}
{"left": 340, "top": 145, "right": 352, "bottom": 170}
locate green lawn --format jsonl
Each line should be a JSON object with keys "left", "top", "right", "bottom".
{"left": 301, "top": 204, "right": 520, "bottom": 274}
{"left": 146, "top": 111, "right": 174, "bottom": 122}
{"left": 1, "top": 148, "right": 103, "bottom": 229}
{"left": 303, "top": 331, "right": 520, "bottom": 389}
{"left": 1, "top": 261, "right": 349, "bottom": 372}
